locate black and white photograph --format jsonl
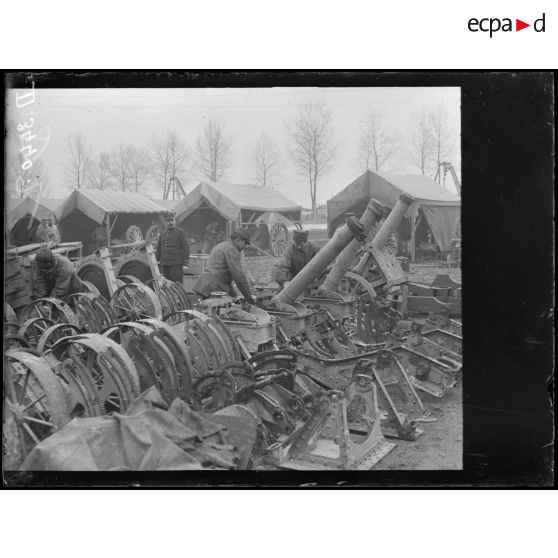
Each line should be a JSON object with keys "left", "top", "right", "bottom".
{"left": 2, "top": 72, "right": 552, "bottom": 487}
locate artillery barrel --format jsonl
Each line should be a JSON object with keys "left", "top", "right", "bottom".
{"left": 371, "top": 193, "right": 414, "bottom": 250}
{"left": 321, "top": 199, "right": 383, "bottom": 292}
{"left": 274, "top": 207, "right": 369, "bottom": 307}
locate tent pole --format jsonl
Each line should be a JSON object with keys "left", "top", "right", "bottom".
{"left": 106, "top": 213, "right": 111, "bottom": 249}
{"left": 410, "top": 208, "right": 416, "bottom": 262}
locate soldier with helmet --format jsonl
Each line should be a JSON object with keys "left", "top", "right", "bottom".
{"left": 155, "top": 212, "right": 190, "bottom": 283}
{"left": 193, "top": 228, "right": 256, "bottom": 303}
{"left": 32, "top": 246, "right": 86, "bottom": 301}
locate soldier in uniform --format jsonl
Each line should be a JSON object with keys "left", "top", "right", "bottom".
{"left": 32, "top": 246, "right": 86, "bottom": 301}
{"left": 35, "top": 214, "right": 61, "bottom": 245}
{"left": 274, "top": 229, "right": 321, "bottom": 287}
{"left": 155, "top": 212, "right": 190, "bottom": 283}
{"left": 193, "top": 229, "right": 256, "bottom": 303}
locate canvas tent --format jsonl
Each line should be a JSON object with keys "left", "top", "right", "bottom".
{"left": 56, "top": 189, "right": 168, "bottom": 254}
{"left": 327, "top": 170, "right": 461, "bottom": 260}
{"left": 174, "top": 181, "right": 302, "bottom": 255}
{"left": 7, "top": 196, "right": 64, "bottom": 246}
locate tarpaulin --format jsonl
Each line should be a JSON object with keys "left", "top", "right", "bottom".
{"left": 175, "top": 181, "right": 302, "bottom": 224}
{"left": 21, "top": 388, "right": 258, "bottom": 471}
{"left": 327, "top": 170, "right": 461, "bottom": 250}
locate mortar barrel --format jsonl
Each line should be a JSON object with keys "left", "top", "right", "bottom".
{"left": 321, "top": 199, "right": 383, "bottom": 292}
{"left": 371, "top": 193, "right": 414, "bottom": 251}
{"left": 274, "top": 212, "right": 368, "bottom": 307}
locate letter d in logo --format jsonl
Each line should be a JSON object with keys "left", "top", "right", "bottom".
{"left": 534, "top": 13, "right": 546, "bottom": 32}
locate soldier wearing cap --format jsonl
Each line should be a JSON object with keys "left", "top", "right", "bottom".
{"left": 35, "top": 214, "right": 61, "bottom": 245}
{"left": 193, "top": 229, "right": 256, "bottom": 303}
{"left": 275, "top": 229, "right": 321, "bottom": 287}
{"left": 156, "top": 212, "right": 190, "bottom": 283}
{"left": 32, "top": 246, "right": 86, "bottom": 301}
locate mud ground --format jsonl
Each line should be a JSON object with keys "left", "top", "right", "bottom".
{"left": 243, "top": 256, "right": 463, "bottom": 470}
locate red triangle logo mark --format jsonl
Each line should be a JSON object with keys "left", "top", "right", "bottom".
{"left": 516, "top": 19, "right": 530, "bottom": 31}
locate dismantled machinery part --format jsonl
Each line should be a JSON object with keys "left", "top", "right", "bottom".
{"left": 5, "top": 334, "right": 33, "bottom": 350}
{"left": 51, "top": 334, "right": 140, "bottom": 414}
{"left": 125, "top": 225, "right": 144, "bottom": 244}
{"left": 111, "top": 283, "right": 163, "bottom": 321}
{"left": 404, "top": 322, "right": 462, "bottom": 364}
{"left": 117, "top": 274, "right": 142, "bottom": 284}
{"left": 18, "top": 317, "right": 55, "bottom": 347}
{"left": 103, "top": 321, "right": 188, "bottom": 405}
{"left": 421, "top": 329, "right": 462, "bottom": 357}
{"left": 37, "top": 323, "right": 82, "bottom": 354}
{"left": 146, "top": 279, "right": 193, "bottom": 325}
{"left": 114, "top": 255, "right": 153, "bottom": 284}
{"left": 81, "top": 280, "right": 101, "bottom": 296}
{"left": 76, "top": 256, "right": 113, "bottom": 300}
{"left": 267, "top": 387, "right": 395, "bottom": 470}
{"left": 423, "top": 310, "right": 462, "bottom": 337}
{"left": 4, "top": 350, "right": 71, "bottom": 469}
{"left": 20, "top": 298, "right": 80, "bottom": 328}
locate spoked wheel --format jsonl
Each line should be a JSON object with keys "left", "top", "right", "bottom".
{"left": 270, "top": 223, "right": 289, "bottom": 257}
{"left": 18, "top": 318, "right": 56, "bottom": 347}
{"left": 4, "top": 350, "right": 71, "bottom": 468}
{"left": 5, "top": 334, "right": 33, "bottom": 350}
{"left": 125, "top": 225, "right": 143, "bottom": 244}
{"left": 144, "top": 224, "right": 159, "bottom": 246}
{"left": 68, "top": 293, "right": 105, "bottom": 333}
{"left": 37, "top": 323, "right": 82, "bottom": 354}
{"left": 20, "top": 298, "right": 79, "bottom": 328}
{"left": 51, "top": 334, "right": 140, "bottom": 414}
{"left": 110, "top": 283, "right": 162, "bottom": 321}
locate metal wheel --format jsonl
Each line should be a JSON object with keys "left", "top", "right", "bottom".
{"left": 110, "top": 283, "right": 162, "bottom": 321}
{"left": 117, "top": 274, "right": 142, "bottom": 284}
{"left": 20, "top": 298, "right": 79, "bottom": 327}
{"left": 67, "top": 293, "right": 104, "bottom": 333}
{"left": 18, "top": 317, "right": 56, "bottom": 347}
{"left": 125, "top": 225, "right": 143, "bottom": 243}
{"left": 144, "top": 224, "right": 159, "bottom": 246}
{"left": 5, "top": 334, "right": 32, "bottom": 350}
{"left": 270, "top": 223, "right": 289, "bottom": 257}
{"left": 76, "top": 256, "right": 111, "bottom": 300}
{"left": 115, "top": 256, "right": 153, "bottom": 283}
{"left": 4, "top": 350, "right": 71, "bottom": 468}
{"left": 81, "top": 280, "right": 101, "bottom": 296}
{"left": 51, "top": 334, "right": 140, "bottom": 414}
{"left": 37, "top": 323, "right": 82, "bottom": 354}
{"left": 5, "top": 303, "right": 18, "bottom": 325}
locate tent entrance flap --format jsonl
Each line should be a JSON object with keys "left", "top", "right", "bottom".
{"left": 420, "top": 205, "right": 461, "bottom": 252}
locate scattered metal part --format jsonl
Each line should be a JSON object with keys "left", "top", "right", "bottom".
{"left": 18, "top": 317, "right": 55, "bottom": 347}
{"left": 36, "top": 323, "right": 82, "bottom": 354}
{"left": 20, "top": 298, "right": 80, "bottom": 327}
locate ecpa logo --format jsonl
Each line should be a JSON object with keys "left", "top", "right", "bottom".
{"left": 468, "top": 13, "right": 546, "bottom": 37}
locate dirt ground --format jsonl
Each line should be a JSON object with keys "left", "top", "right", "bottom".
{"left": 243, "top": 256, "right": 463, "bottom": 470}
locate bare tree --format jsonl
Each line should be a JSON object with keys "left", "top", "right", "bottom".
{"left": 357, "top": 107, "right": 397, "bottom": 172}
{"left": 285, "top": 100, "right": 336, "bottom": 217}
{"left": 88, "top": 151, "right": 114, "bottom": 190}
{"left": 150, "top": 130, "right": 189, "bottom": 198}
{"left": 250, "top": 132, "right": 280, "bottom": 186}
{"left": 111, "top": 144, "right": 134, "bottom": 192}
{"left": 405, "top": 110, "right": 435, "bottom": 175}
{"left": 195, "top": 118, "right": 232, "bottom": 182}
{"left": 129, "top": 146, "right": 152, "bottom": 193}
{"left": 428, "top": 105, "right": 456, "bottom": 183}
{"left": 7, "top": 151, "right": 49, "bottom": 198}
{"left": 64, "top": 131, "right": 92, "bottom": 189}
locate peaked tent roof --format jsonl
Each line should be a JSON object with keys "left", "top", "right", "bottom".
{"left": 175, "top": 181, "right": 302, "bottom": 222}
{"left": 327, "top": 170, "right": 460, "bottom": 251}
{"left": 56, "top": 189, "right": 168, "bottom": 225}
{"left": 7, "top": 196, "right": 65, "bottom": 230}
{"left": 152, "top": 199, "right": 182, "bottom": 211}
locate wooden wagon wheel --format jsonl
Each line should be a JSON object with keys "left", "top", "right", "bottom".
{"left": 125, "top": 225, "right": 143, "bottom": 243}
{"left": 110, "top": 283, "right": 163, "bottom": 321}
{"left": 4, "top": 350, "right": 71, "bottom": 468}
{"left": 270, "top": 223, "right": 289, "bottom": 257}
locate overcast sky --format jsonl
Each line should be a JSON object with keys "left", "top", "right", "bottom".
{"left": 6, "top": 86, "right": 461, "bottom": 206}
